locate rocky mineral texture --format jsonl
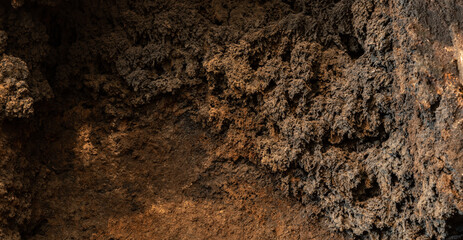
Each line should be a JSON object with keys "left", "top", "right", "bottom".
{"left": 1, "top": 0, "right": 463, "bottom": 239}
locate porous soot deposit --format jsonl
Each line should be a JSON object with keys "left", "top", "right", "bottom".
{"left": 1, "top": 0, "right": 463, "bottom": 239}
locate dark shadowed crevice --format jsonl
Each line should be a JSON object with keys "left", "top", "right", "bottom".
{"left": 446, "top": 213, "right": 463, "bottom": 240}
{"left": 353, "top": 173, "right": 380, "bottom": 202}
{"left": 249, "top": 54, "right": 262, "bottom": 71}
{"left": 281, "top": 45, "right": 292, "bottom": 63}
{"left": 340, "top": 33, "right": 365, "bottom": 59}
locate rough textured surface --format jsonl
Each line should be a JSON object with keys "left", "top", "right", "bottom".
{"left": 1, "top": 0, "right": 463, "bottom": 239}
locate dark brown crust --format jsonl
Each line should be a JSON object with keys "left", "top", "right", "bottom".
{"left": 0, "top": 0, "right": 463, "bottom": 239}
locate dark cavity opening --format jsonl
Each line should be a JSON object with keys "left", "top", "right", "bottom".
{"left": 340, "top": 33, "right": 365, "bottom": 59}
{"left": 249, "top": 54, "right": 261, "bottom": 71}
{"left": 446, "top": 212, "right": 463, "bottom": 240}
{"left": 353, "top": 173, "right": 380, "bottom": 202}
